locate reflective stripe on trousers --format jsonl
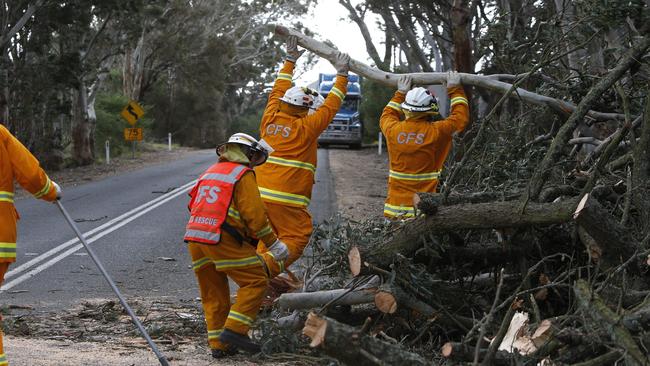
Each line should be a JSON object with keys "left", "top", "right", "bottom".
{"left": 384, "top": 203, "right": 415, "bottom": 218}
{"left": 389, "top": 170, "right": 441, "bottom": 181}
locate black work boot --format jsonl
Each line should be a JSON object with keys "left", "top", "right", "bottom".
{"left": 211, "top": 346, "right": 238, "bottom": 359}
{"left": 219, "top": 328, "right": 261, "bottom": 354}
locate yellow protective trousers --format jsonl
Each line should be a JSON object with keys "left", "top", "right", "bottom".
{"left": 258, "top": 201, "right": 313, "bottom": 278}
{"left": 188, "top": 238, "right": 268, "bottom": 351}
{"left": 1, "top": 262, "right": 9, "bottom": 366}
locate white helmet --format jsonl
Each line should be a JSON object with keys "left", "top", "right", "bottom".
{"left": 280, "top": 86, "right": 324, "bottom": 109}
{"left": 217, "top": 133, "right": 274, "bottom": 166}
{"left": 401, "top": 87, "right": 439, "bottom": 112}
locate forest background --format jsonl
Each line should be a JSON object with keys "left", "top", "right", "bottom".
{"left": 1, "top": 0, "right": 647, "bottom": 172}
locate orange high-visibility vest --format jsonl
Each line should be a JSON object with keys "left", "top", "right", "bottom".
{"left": 184, "top": 162, "right": 251, "bottom": 245}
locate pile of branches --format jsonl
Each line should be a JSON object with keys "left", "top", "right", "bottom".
{"left": 260, "top": 27, "right": 650, "bottom": 366}
{"left": 271, "top": 193, "right": 649, "bottom": 365}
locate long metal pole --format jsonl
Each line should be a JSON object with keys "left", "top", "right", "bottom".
{"left": 55, "top": 200, "right": 169, "bottom": 366}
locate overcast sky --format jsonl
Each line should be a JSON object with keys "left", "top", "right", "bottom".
{"left": 293, "top": 1, "right": 383, "bottom": 83}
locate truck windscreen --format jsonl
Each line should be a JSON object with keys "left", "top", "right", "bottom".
{"left": 340, "top": 98, "right": 360, "bottom": 114}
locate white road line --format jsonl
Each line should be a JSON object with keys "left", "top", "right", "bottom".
{"left": 1, "top": 180, "right": 196, "bottom": 291}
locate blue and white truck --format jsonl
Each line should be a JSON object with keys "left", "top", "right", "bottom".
{"left": 315, "top": 73, "right": 363, "bottom": 148}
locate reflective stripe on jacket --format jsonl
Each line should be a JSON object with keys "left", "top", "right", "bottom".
{"left": 380, "top": 86, "right": 469, "bottom": 216}
{"left": 184, "top": 162, "right": 250, "bottom": 245}
{"left": 0, "top": 124, "right": 57, "bottom": 263}
{"left": 256, "top": 60, "right": 347, "bottom": 208}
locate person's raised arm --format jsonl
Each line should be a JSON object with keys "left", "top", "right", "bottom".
{"left": 436, "top": 71, "right": 470, "bottom": 136}
{"left": 303, "top": 52, "right": 350, "bottom": 138}
{"left": 380, "top": 75, "right": 411, "bottom": 136}
{"left": 262, "top": 36, "right": 304, "bottom": 121}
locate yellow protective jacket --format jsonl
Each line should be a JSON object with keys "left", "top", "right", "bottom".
{"left": 0, "top": 124, "right": 57, "bottom": 263}
{"left": 222, "top": 170, "right": 278, "bottom": 246}
{"left": 256, "top": 60, "right": 348, "bottom": 208}
{"left": 380, "top": 86, "right": 469, "bottom": 218}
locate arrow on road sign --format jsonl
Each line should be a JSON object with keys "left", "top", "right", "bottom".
{"left": 121, "top": 100, "right": 145, "bottom": 126}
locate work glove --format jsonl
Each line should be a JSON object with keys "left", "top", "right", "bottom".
{"left": 446, "top": 70, "right": 461, "bottom": 88}
{"left": 397, "top": 75, "right": 413, "bottom": 94}
{"left": 333, "top": 52, "right": 351, "bottom": 75}
{"left": 52, "top": 181, "right": 62, "bottom": 200}
{"left": 285, "top": 35, "right": 305, "bottom": 63}
{"left": 268, "top": 239, "right": 289, "bottom": 262}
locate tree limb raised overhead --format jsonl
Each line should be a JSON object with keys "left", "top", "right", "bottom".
{"left": 273, "top": 24, "right": 627, "bottom": 121}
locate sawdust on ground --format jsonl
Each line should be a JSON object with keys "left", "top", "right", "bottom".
{"left": 2, "top": 298, "right": 310, "bottom": 365}
{"left": 327, "top": 146, "right": 389, "bottom": 219}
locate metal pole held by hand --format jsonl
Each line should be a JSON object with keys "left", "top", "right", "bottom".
{"left": 55, "top": 200, "right": 170, "bottom": 366}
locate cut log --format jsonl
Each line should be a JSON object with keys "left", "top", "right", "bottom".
{"left": 573, "top": 279, "right": 649, "bottom": 366}
{"left": 350, "top": 198, "right": 579, "bottom": 273}
{"left": 441, "top": 342, "right": 514, "bottom": 365}
{"left": 573, "top": 194, "right": 637, "bottom": 267}
{"left": 303, "top": 312, "right": 428, "bottom": 366}
{"left": 273, "top": 25, "right": 626, "bottom": 121}
{"left": 374, "top": 284, "right": 475, "bottom": 330}
{"left": 277, "top": 287, "right": 378, "bottom": 310}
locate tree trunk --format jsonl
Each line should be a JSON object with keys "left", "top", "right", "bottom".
{"left": 302, "top": 312, "right": 428, "bottom": 366}
{"left": 349, "top": 198, "right": 579, "bottom": 274}
{"left": 72, "top": 79, "right": 94, "bottom": 166}
{"left": 572, "top": 194, "right": 637, "bottom": 267}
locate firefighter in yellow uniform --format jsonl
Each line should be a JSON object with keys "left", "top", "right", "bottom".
{"left": 0, "top": 124, "right": 61, "bottom": 366}
{"left": 380, "top": 73, "right": 469, "bottom": 218}
{"left": 256, "top": 36, "right": 350, "bottom": 276}
{"left": 185, "top": 133, "right": 286, "bottom": 358}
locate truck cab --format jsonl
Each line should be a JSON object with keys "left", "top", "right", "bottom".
{"left": 316, "top": 73, "right": 363, "bottom": 148}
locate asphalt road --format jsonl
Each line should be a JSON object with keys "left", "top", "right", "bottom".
{"left": 1, "top": 149, "right": 335, "bottom": 309}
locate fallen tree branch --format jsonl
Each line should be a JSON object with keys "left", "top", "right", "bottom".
{"left": 573, "top": 194, "right": 637, "bottom": 267}
{"left": 303, "top": 312, "right": 428, "bottom": 366}
{"left": 273, "top": 24, "right": 627, "bottom": 121}
{"left": 277, "top": 287, "right": 378, "bottom": 310}
{"left": 573, "top": 279, "right": 650, "bottom": 366}
{"left": 350, "top": 198, "right": 579, "bottom": 273}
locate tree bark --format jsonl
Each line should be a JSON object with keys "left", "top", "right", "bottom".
{"left": 632, "top": 95, "right": 650, "bottom": 233}
{"left": 273, "top": 25, "right": 628, "bottom": 122}
{"left": 573, "top": 279, "right": 649, "bottom": 366}
{"left": 277, "top": 288, "right": 377, "bottom": 310}
{"left": 441, "top": 342, "right": 514, "bottom": 365}
{"left": 374, "top": 284, "right": 475, "bottom": 330}
{"left": 302, "top": 312, "right": 428, "bottom": 366}
{"left": 350, "top": 198, "right": 578, "bottom": 273}
{"left": 573, "top": 194, "right": 637, "bottom": 267}
{"left": 72, "top": 78, "right": 94, "bottom": 166}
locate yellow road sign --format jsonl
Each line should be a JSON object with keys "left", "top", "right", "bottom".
{"left": 124, "top": 128, "right": 143, "bottom": 141}
{"left": 120, "top": 100, "right": 145, "bottom": 126}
